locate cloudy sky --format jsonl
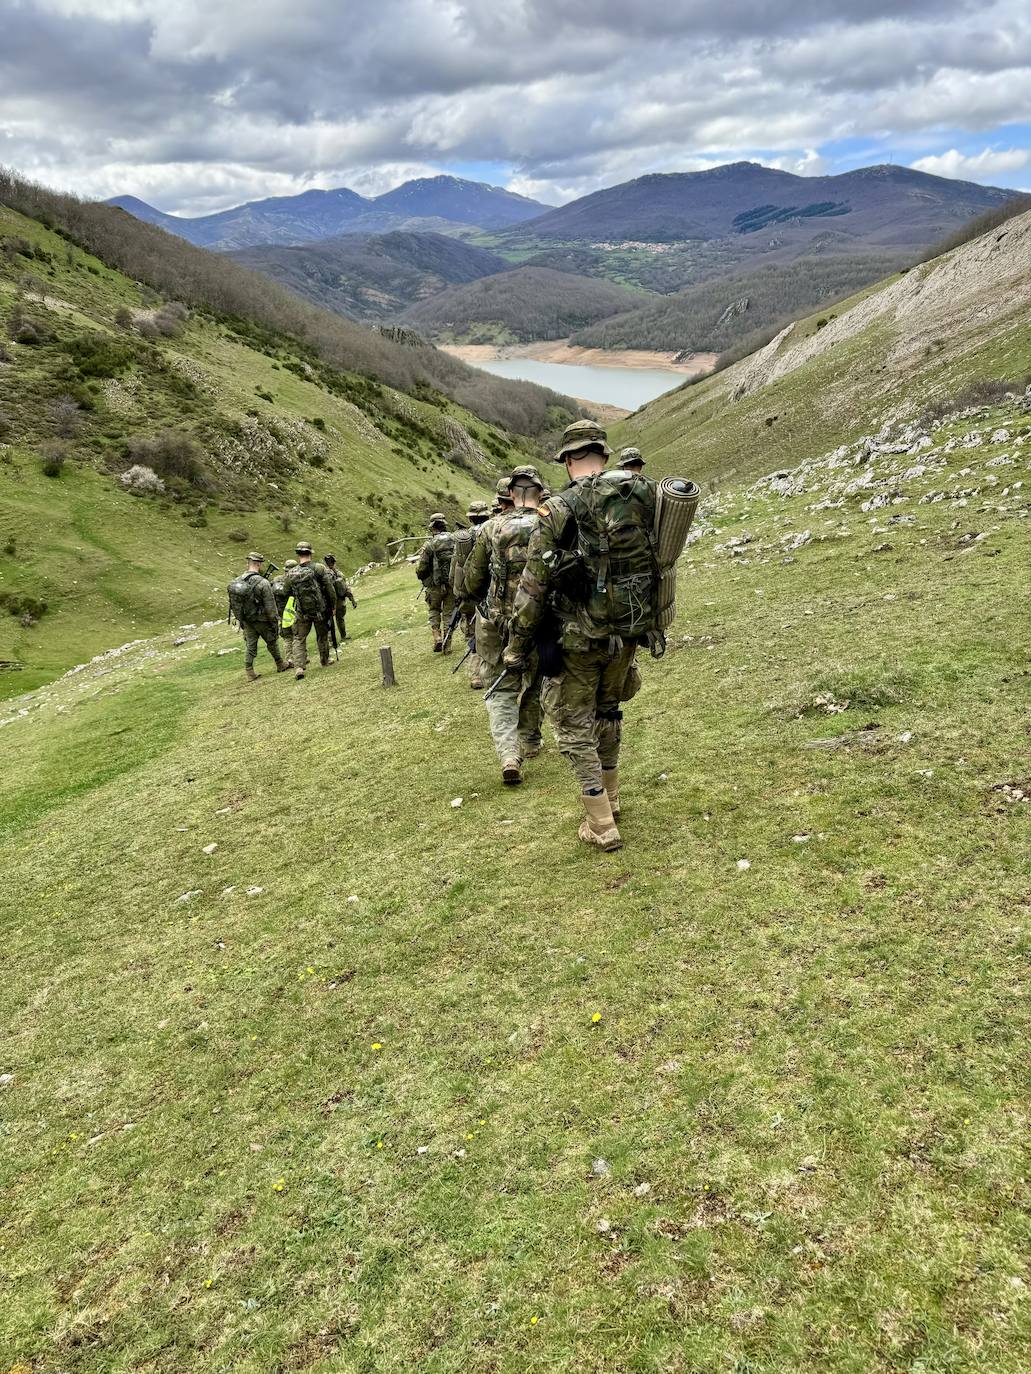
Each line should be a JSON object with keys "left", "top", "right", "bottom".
{"left": 2, "top": 0, "right": 1031, "bottom": 215}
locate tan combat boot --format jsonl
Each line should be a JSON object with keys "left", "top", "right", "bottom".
{"left": 501, "top": 758, "right": 523, "bottom": 786}
{"left": 274, "top": 657, "right": 288, "bottom": 673}
{"left": 245, "top": 665, "right": 259, "bottom": 682}
{"left": 470, "top": 675, "right": 483, "bottom": 690}
{"left": 432, "top": 629, "right": 443, "bottom": 653}
{"left": 578, "top": 790, "right": 623, "bottom": 851}
{"left": 602, "top": 767, "right": 620, "bottom": 818}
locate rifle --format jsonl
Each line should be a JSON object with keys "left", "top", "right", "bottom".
{"left": 440, "top": 602, "right": 464, "bottom": 652}
{"left": 327, "top": 609, "right": 339, "bottom": 661}
{"left": 414, "top": 585, "right": 426, "bottom": 605}
{"left": 450, "top": 642, "right": 474, "bottom": 674}
{"left": 483, "top": 666, "right": 518, "bottom": 702}
{"left": 264, "top": 561, "right": 280, "bottom": 579}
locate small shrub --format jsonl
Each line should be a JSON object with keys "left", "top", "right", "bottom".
{"left": 49, "top": 394, "right": 84, "bottom": 439}
{"left": 309, "top": 416, "right": 326, "bottom": 431}
{"left": 39, "top": 441, "right": 69, "bottom": 478}
{"left": 227, "top": 528, "right": 249, "bottom": 543}
{"left": 63, "top": 333, "right": 134, "bottom": 378}
{"left": 0, "top": 590, "right": 48, "bottom": 621}
{"left": 126, "top": 430, "right": 208, "bottom": 488}
{"left": 119, "top": 464, "right": 165, "bottom": 495}
{"left": 815, "top": 318, "right": 828, "bottom": 330}
{"left": 136, "top": 317, "right": 159, "bottom": 341}
{"left": 0, "top": 411, "right": 11, "bottom": 441}
{"left": 14, "top": 320, "right": 43, "bottom": 346}
{"left": 3, "top": 535, "right": 15, "bottom": 556}
{"left": 153, "top": 302, "right": 189, "bottom": 338}
{"left": 114, "top": 307, "right": 134, "bottom": 330}
{"left": 277, "top": 512, "right": 292, "bottom": 533}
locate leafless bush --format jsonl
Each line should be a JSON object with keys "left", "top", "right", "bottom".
{"left": 49, "top": 394, "right": 84, "bottom": 439}
{"left": 119, "top": 463, "right": 166, "bottom": 495}
{"left": 126, "top": 430, "right": 208, "bottom": 486}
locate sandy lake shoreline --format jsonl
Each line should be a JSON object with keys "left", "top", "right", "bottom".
{"left": 440, "top": 340, "right": 718, "bottom": 376}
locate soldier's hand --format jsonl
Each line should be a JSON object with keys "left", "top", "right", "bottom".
{"left": 502, "top": 646, "right": 526, "bottom": 670}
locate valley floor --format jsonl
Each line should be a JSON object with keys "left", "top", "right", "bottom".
{"left": 2, "top": 397, "right": 1029, "bottom": 1373}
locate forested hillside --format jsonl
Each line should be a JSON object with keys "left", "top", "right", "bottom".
{"left": 401, "top": 266, "right": 648, "bottom": 343}
{"left": 230, "top": 232, "right": 510, "bottom": 322}
{"left": 571, "top": 252, "right": 908, "bottom": 356}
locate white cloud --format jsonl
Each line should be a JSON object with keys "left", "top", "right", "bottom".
{"left": 910, "top": 146, "right": 1031, "bottom": 182}
{"left": 3, "top": 0, "right": 1031, "bottom": 211}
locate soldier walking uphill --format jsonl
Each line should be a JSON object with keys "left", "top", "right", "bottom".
{"left": 271, "top": 559, "right": 297, "bottom": 666}
{"left": 416, "top": 514, "right": 456, "bottom": 652}
{"left": 464, "top": 466, "right": 546, "bottom": 786}
{"left": 505, "top": 421, "right": 663, "bottom": 850}
{"left": 227, "top": 552, "right": 288, "bottom": 682}
{"left": 449, "top": 499, "right": 491, "bottom": 688}
{"left": 324, "top": 554, "right": 357, "bottom": 641}
{"left": 280, "top": 542, "right": 338, "bottom": 680}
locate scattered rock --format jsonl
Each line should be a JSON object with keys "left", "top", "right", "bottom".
{"left": 0, "top": 1073, "right": 14, "bottom": 1088}
{"left": 450, "top": 797, "right": 463, "bottom": 808}
{"left": 591, "top": 1158, "right": 611, "bottom": 1178}
{"left": 245, "top": 886, "right": 264, "bottom": 897}
{"left": 202, "top": 843, "right": 218, "bottom": 855}
{"left": 633, "top": 1182, "right": 652, "bottom": 1198}
{"left": 736, "top": 858, "right": 751, "bottom": 871}
{"left": 596, "top": 1217, "right": 613, "bottom": 1234}
{"left": 177, "top": 890, "right": 203, "bottom": 904}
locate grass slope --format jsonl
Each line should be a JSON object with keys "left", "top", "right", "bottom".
{"left": 614, "top": 211, "right": 1031, "bottom": 488}
{"left": 0, "top": 207, "right": 550, "bottom": 694}
{"left": 2, "top": 393, "right": 1028, "bottom": 1373}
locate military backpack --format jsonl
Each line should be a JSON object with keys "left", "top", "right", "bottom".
{"left": 564, "top": 470, "right": 660, "bottom": 639}
{"left": 227, "top": 571, "right": 267, "bottom": 624}
{"left": 290, "top": 563, "right": 327, "bottom": 619}
{"left": 430, "top": 531, "right": 455, "bottom": 588}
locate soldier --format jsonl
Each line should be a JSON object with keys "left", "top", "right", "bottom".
{"left": 271, "top": 558, "right": 297, "bottom": 666}
{"left": 227, "top": 551, "right": 287, "bottom": 682}
{"left": 619, "top": 446, "right": 645, "bottom": 473}
{"left": 280, "top": 541, "right": 337, "bottom": 680}
{"left": 505, "top": 420, "right": 662, "bottom": 850}
{"left": 415, "top": 513, "right": 456, "bottom": 652}
{"left": 324, "top": 554, "right": 357, "bottom": 641}
{"left": 449, "top": 498, "right": 491, "bottom": 688}
{"left": 464, "top": 465, "right": 546, "bottom": 785}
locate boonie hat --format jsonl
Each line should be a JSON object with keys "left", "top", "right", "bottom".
{"left": 510, "top": 463, "right": 545, "bottom": 488}
{"left": 495, "top": 477, "right": 513, "bottom": 499}
{"left": 284, "top": 559, "right": 298, "bottom": 569}
{"left": 295, "top": 541, "right": 313, "bottom": 555}
{"left": 555, "top": 419, "right": 612, "bottom": 462}
{"left": 247, "top": 550, "right": 264, "bottom": 562}
{"left": 467, "top": 499, "right": 490, "bottom": 517}
{"left": 619, "top": 446, "right": 644, "bottom": 468}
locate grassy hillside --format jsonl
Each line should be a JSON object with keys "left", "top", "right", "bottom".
{"left": 0, "top": 203, "right": 572, "bottom": 694}
{"left": 230, "top": 232, "right": 510, "bottom": 323}
{"left": 614, "top": 209, "right": 1031, "bottom": 489}
{"left": 401, "top": 266, "right": 649, "bottom": 344}
{"left": 2, "top": 385, "right": 1028, "bottom": 1372}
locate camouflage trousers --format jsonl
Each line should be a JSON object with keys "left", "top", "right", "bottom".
{"left": 460, "top": 604, "right": 481, "bottom": 681}
{"left": 541, "top": 640, "right": 641, "bottom": 793}
{"left": 279, "top": 628, "right": 293, "bottom": 662}
{"left": 481, "top": 632, "right": 544, "bottom": 763}
{"left": 425, "top": 586, "right": 455, "bottom": 638}
{"left": 334, "top": 604, "right": 348, "bottom": 641}
{"left": 242, "top": 619, "right": 283, "bottom": 668}
{"left": 292, "top": 615, "right": 332, "bottom": 670}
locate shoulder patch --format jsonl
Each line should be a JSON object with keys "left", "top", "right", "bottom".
{"left": 538, "top": 503, "right": 551, "bottom": 518}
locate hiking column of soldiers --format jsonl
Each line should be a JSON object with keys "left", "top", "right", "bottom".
{"left": 227, "top": 422, "right": 686, "bottom": 853}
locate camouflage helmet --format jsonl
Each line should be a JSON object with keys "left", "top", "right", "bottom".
{"left": 428, "top": 512, "right": 447, "bottom": 528}
{"left": 284, "top": 559, "right": 298, "bottom": 569}
{"left": 619, "top": 446, "right": 644, "bottom": 469}
{"left": 495, "top": 477, "right": 514, "bottom": 501}
{"left": 247, "top": 550, "right": 264, "bottom": 563}
{"left": 324, "top": 553, "right": 337, "bottom": 565}
{"left": 555, "top": 418, "right": 611, "bottom": 462}
{"left": 510, "top": 463, "right": 545, "bottom": 489}
{"left": 295, "top": 541, "right": 313, "bottom": 555}
{"left": 467, "top": 499, "right": 490, "bottom": 518}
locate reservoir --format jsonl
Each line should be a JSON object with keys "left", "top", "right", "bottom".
{"left": 473, "top": 357, "right": 686, "bottom": 410}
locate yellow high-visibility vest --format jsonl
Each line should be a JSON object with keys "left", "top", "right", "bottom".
{"left": 282, "top": 595, "right": 296, "bottom": 629}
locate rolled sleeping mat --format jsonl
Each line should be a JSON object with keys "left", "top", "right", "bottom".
{"left": 654, "top": 477, "right": 701, "bottom": 568}
{"left": 654, "top": 477, "right": 701, "bottom": 630}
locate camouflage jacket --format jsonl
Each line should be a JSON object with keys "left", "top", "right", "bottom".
{"left": 463, "top": 508, "right": 539, "bottom": 624}
{"left": 234, "top": 570, "right": 279, "bottom": 626}
{"left": 449, "top": 522, "right": 487, "bottom": 600}
{"left": 329, "top": 569, "right": 357, "bottom": 607}
{"left": 271, "top": 575, "right": 290, "bottom": 618}
{"left": 281, "top": 560, "right": 337, "bottom": 618}
{"left": 509, "top": 471, "right": 660, "bottom": 654}
{"left": 416, "top": 531, "right": 455, "bottom": 588}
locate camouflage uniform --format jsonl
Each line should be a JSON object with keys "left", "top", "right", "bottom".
{"left": 416, "top": 516, "right": 456, "bottom": 650}
{"left": 449, "top": 500, "right": 490, "bottom": 686}
{"left": 506, "top": 421, "right": 659, "bottom": 847}
{"left": 272, "top": 560, "right": 296, "bottom": 663}
{"left": 228, "top": 555, "right": 286, "bottom": 681}
{"left": 464, "top": 471, "right": 545, "bottom": 774}
{"left": 325, "top": 558, "right": 357, "bottom": 640}
{"left": 281, "top": 552, "right": 337, "bottom": 673}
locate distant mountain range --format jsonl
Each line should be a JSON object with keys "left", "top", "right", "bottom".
{"left": 506, "top": 162, "right": 1011, "bottom": 248}
{"left": 106, "top": 176, "right": 551, "bottom": 250}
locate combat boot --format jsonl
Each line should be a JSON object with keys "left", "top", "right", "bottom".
{"left": 274, "top": 658, "right": 288, "bottom": 673}
{"left": 522, "top": 735, "right": 543, "bottom": 760}
{"left": 245, "top": 665, "right": 259, "bottom": 682}
{"left": 470, "top": 675, "right": 483, "bottom": 690}
{"left": 578, "top": 790, "right": 623, "bottom": 851}
{"left": 602, "top": 767, "right": 620, "bottom": 818}
{"left": 501, "top": 758, "right": 523, "bottom": 786}
{"left": 432, "top": 629, "right": 443, "bottom": 653}
{"left": 295, "top": 668, "right": 305, "bottom": 681}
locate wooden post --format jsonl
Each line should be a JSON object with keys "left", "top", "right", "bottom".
{"left": 380, "top": 646, "right": 397, "bottom": 687}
